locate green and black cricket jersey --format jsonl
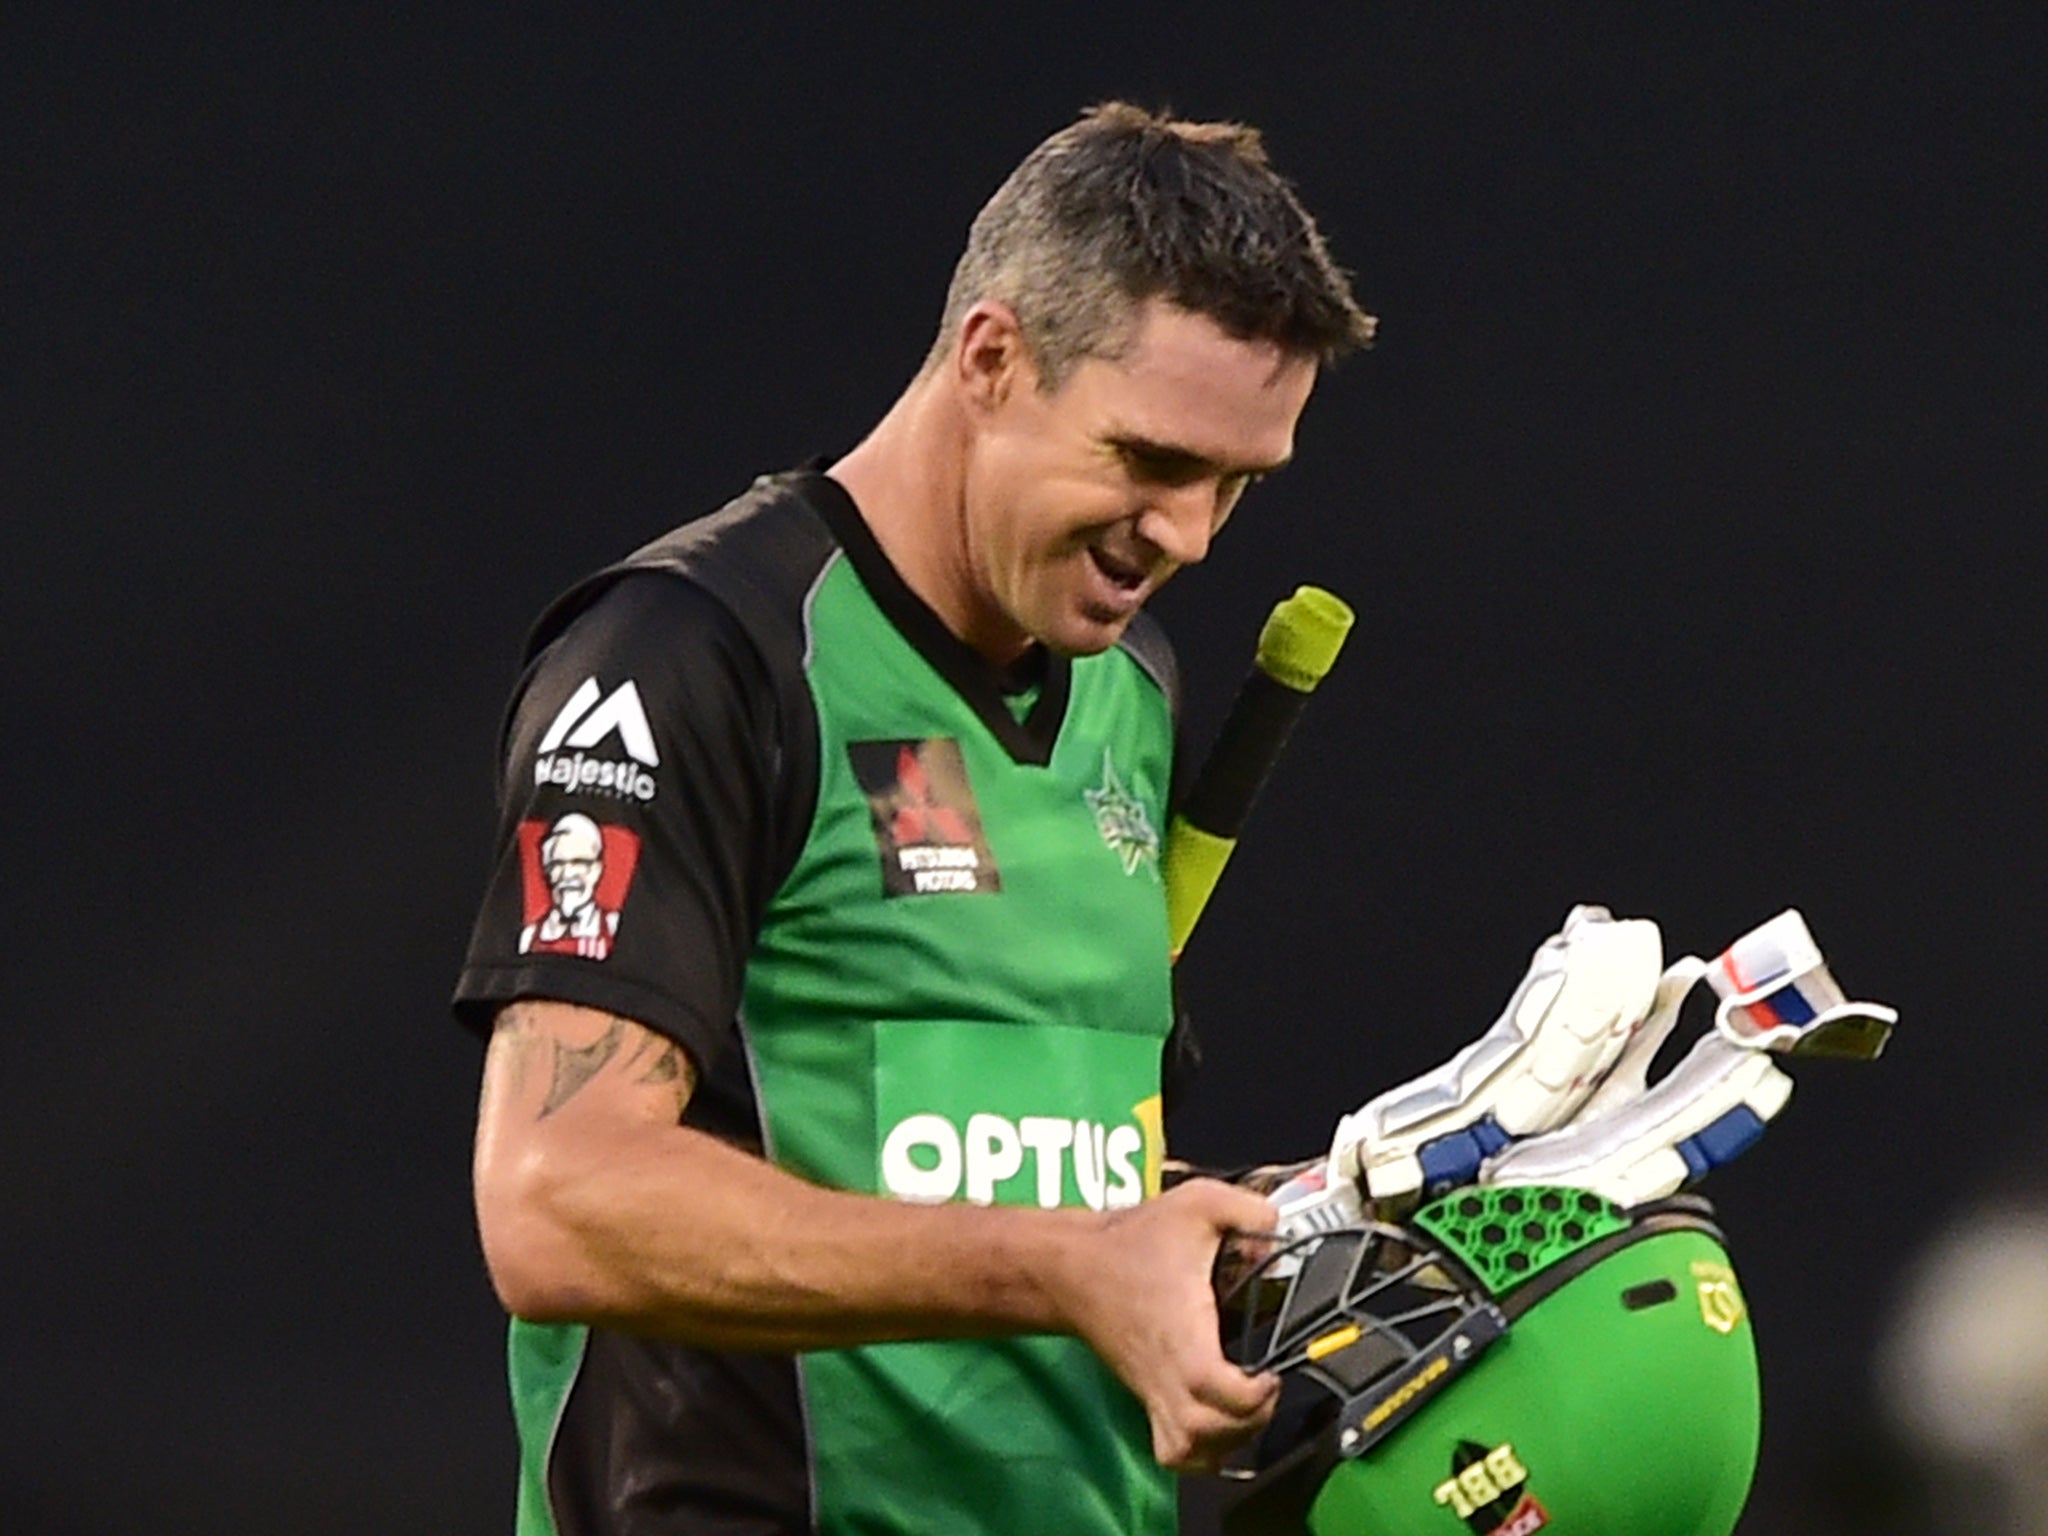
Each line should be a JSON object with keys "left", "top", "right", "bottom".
{"left": 455, "top": 469, "right": 1187, "bottom": 1536}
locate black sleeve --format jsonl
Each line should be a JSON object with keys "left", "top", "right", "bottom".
{"left": 451, "top": 571, "right": 809, "bottom": 1076}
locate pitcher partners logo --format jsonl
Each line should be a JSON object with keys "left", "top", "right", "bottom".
{"left": 848, "top": 738, "right": 1002, "bottom": 896}
{"left": 880, "top": 1112, "right": 1146, "bottom": 1210}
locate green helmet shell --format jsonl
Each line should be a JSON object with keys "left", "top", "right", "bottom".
{"left": 1225, "top": 1190, "right": 1760, "bottom": 1536}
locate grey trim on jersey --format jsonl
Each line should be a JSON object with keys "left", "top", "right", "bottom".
{"left": 736, "top": 1009, "right": 824, "bottom": 1536}
{"left": 456, "top": 473, "right": 842, "bottom": 1535}
{"left": 526, "top": 472, "right": 842, "bottom": 953}
{"left": 1114, "top": 609, "right": 1181, "bottom": 725}
{"left": 795, "top": 469, "right": 1076, "bottom": 766}
{"left": 799, "top": 547, "right": 842, "bottom": 673}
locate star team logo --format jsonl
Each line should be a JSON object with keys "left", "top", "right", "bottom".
{"left": 848, "top": 738, "right": 1001, "bottom": 896}
{"left": 1084, "top": 749, "right": 1159, "bottom": 878}
{"left": 516, "top": 813, "right": 642, "bottom": 960}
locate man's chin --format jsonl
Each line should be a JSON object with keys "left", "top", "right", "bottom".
{"left": 1041, "top": 603, "right": 1138, "bottom": 658}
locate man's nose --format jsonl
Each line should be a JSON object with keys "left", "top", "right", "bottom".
{"left": 1135, "top": 483, "right": 1222, "bottom": 568}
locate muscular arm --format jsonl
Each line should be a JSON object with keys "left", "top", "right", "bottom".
{"left": 477, "top": 998, "right": 1092, "bottom": 1348}
{"left": 472, "top": 999, "right": 1280, "bottom": 1467}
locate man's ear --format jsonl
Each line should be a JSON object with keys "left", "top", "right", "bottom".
{"left": 952, "top": 301, "right": 1036, "bottom": 413}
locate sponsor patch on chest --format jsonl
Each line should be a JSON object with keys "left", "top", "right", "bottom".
{"left": 847, "top": 738, "right": 1002, "bottom": 896}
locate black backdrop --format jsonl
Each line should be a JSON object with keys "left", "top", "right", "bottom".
{"left": 9, "top": 6, "right": 2046, "bottom": 1533}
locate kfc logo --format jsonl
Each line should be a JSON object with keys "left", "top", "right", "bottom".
{"left": 517, "top": 813, "right": 641, "bottom": 961}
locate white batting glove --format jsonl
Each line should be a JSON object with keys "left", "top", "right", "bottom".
{"left": 1480, "top": 909, "right": 1895, "bottom": 1207}
{"left": 1289, "top": 907, "right": 1663, "bottom": 1230}
{"left": 1707, "top": 909, "right": 1897, "bottom": 1059}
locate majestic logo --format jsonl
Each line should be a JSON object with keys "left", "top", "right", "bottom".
{"left": 879, "top": 1110, "right": 1146, "bottom": 1210}
{"left": 848, "top": 738, "right": 1001, "bottom": 896}
{"left": 516, "top": 813, "right": 641, "bottom": 961}
{"left": 533, "top": 677, "right": 660, "bottom": 802}
{"left": 1083, "top": 749, "right": 1158, "bottom": 877}
{"left": 1434, "top": 1442, "right": 1548, "bottom": 1534}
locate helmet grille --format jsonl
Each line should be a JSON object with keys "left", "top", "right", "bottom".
{"left": 1412, "top": 1185, "right": 1630, "bottom": 1296}
{"left": 1227, "top": 1224, "right": 1483, "bottom": 1396}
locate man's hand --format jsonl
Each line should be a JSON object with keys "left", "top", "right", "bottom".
{"left": 1052, "top": 1179, "right": 1281, "bottom": 1472}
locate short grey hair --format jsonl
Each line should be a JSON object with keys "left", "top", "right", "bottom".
{"left": 926, "top": 102, "right": 1376, "bottom": 389}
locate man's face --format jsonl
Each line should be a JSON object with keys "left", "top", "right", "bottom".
{"left": 544, "top": 850, "right": 601, "bottom": 915}
{"left": 958, "top": 299, "right": 1317, "bottom": 659}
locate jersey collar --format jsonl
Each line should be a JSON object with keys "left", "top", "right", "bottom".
{"left": 795, "top": 469, "right": 1071, "bottom": 768}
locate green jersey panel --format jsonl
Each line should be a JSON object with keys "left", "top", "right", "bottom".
{"left": 742, "top": 554, "right": 1178, "bottom": 1536}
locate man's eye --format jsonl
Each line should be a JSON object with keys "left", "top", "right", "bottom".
{"left": 1119, "top": 445, "right": 1203, "bottom": 485}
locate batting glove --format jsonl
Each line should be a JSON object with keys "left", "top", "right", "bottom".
{"left": 1273, "top": 906, "right": 1663, "bottom": 1241}
{"left": 1481, "top": 910, "right": 1895, "bottom": 1207}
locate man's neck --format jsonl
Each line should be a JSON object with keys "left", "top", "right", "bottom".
{"left": 829, "top": 376, "right": 1031, "bottom": 666}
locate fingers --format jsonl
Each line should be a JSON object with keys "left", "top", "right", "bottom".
{"left": 1145, "top": 1184, "right": 1282, "bottom": 1470}
{"left": 1170, "top": 1175, "right": 1278, "bottom": 1240}
{"left": 1214, "top": 1227, "right": 1271, "bottom": 1295}
{"left": 1192, "top": 1358, "right": 1280, "bottom": 1419}
{"left": 1061, "top": 1179, "right": 1286, "bottom": 1473}
{"left": 1152, "top": 1366, "right": 1280, "bottom": 1472}
{"left": 1219, "top": 1180, "right": 1282, "bottom": 1234}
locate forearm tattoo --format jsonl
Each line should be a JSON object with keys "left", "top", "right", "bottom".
{"left": 635, "top": 1038, "right": 685, "bottom": 1087}
{"left": 540, "top": 1019, "right": 630, "bottom": 1117}
{"left": 494, "top": 1003, "right": 694, "bottom": 1122}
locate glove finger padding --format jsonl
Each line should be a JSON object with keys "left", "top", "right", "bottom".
{"left": 1564, "top": 954, "right": 1705, "bottom": 1125}
{"left": 1708, "top": 909, "right": 1897, "bottom": 1059}
{"left": 1328, "top": 906, "right": 1664, "bottom": 1208}
{"left": 1481, "top": 908, "right": 1894, "bottom": 1208}
{"left": 1481, "top": 1030, "right": 1794, "bottom": 1208}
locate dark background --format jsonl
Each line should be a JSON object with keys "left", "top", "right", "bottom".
{"left": 9, "top": 5, "right": 2045, "bottom": 1532}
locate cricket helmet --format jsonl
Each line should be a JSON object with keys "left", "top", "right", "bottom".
{"left": 1221, "top": 1187, "right": 1760, "bottom": 1536}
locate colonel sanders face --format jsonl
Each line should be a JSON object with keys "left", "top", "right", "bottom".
{"left": 539, "top": 813, "right": 605, "bottom": 919}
